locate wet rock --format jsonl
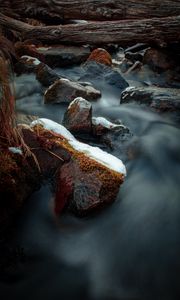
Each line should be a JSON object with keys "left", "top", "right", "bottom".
{"left": 92, "top": 117, "right": 131, "bottom": 148}
{"left": 44, "top": 78, "right": 101, "bottom": 104}
{"left": 81, "top": 61, "right": 129, "bottom": 90}
{"left": 30, "top": 118, "right": 126, "bottom": 216}
{"left": 125, "top": 61, "right": 143, "bottom": 74}
{"left": 55, "top": 158, "right": 123, "bottom": 216}
{"left": 143, "top": 48, "right": 175, "bottom": 72}
{"left": 87, "top": 48, "right": 112, "bottom": 66}
{"left": 36, "top": 63, "right": 61, "bottom": 87}
{"left": 36, "top": 45, "right": 91, "bottom": 67}
{"left": 63, "top": 97, "right": 92, "bottom": 134}
{"left": 121, "top": 86, "right": 180, "bottom": 113}
{"left": 14, "top": 55, "right": 41, "bottom": 75}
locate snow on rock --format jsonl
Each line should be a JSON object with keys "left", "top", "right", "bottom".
{"left": 92, "top": 116, "right": 125, "bottom": 129}
{"left": 8, "top": 147, "right": 23, "bottom": 155}
{"left": 30, "top": 118, "right": 126, "bottom": 175}
{"left": 21, "top": 55, "right": 41, "bottom": 66}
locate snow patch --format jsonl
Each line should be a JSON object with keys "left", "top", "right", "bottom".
{"left": 21, "top": 55, "right": 41, "bottom": 66}
{"left": 92, "top": 117, "right": 123, "bottom": 129}
{"left": 68, "top": 97, "right": 91, "bottom": 109}
{"left": 9, "top": 147, "right": 22, "bottom": 155}
{"left": 30, "top": 118, "right": 126, "bottom": 175}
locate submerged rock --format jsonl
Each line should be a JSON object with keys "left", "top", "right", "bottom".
{"left": 87, "top": 48, "right": 112, "bottom": 66}
{"left": 44, "top": 78, "right": 101, "bottom": 104}
{"left": 63, "top": 97, "right": 92, "bottom": 134}
{"left": 30, "top": 118, "right": 126, "bottom": 216}
{"left": 121, "top": 86, "right": 180, "bottom": 113}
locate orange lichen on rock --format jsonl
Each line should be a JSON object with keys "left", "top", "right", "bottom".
{"left": 87, "top": 48, "right": 112, "bottom": 66}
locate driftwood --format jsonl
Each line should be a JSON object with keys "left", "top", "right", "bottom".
{"left": 1, "top": 0, "right": 180, "bottom": 21}
{"left": 0, "top": 13, "right": 180, "bottom": 46}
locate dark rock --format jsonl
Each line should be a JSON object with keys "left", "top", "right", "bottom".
{"left": 44, "top": 78, "right": 101, "bottom": 104}
{"left": 121, "top": 86, "right": 180, "bottom": 113}
{"left": 143, "top": 48, "right": 175, "bottom": 72}
{"left": 36, "top": 63, "right": 61, "bottom": 87}
{"left": 14, "top": 55, "right": 41, "bottom": 76}
{"left": 63, "top": 97, "right": 92, "bottom": 134}
{"left": 36, "top": 45, "right": 91, "bottom": 68}
{"left": 81, "top": 61, "right": 129, "bottom": 90}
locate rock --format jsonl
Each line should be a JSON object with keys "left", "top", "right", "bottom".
{"left": 44, "top": 78, "right": 101, "bottom": 104}
{"left": 81, "top": 61, "right": 129, "bottom": 90}
{"left": 63, "top": 97, "right": 92, "bottom": 134}
{"left": 143, "top": 48, "right": 175, "bottom": 72}
{"left": 125, "top": 61, "right": 143, "bottom": 74}
{"left": 21, "top": 125, "right": 71, "bottom": 177}
{"left": 121, "top": 86, "right": 180, "bottom": 113}
{"left": 30, "top": 118, "right": 126, "bottom": 216}
{"left": 55, "top": 158, "right": 123, "bottom": 216}
{"left": 87, "top": 48, "right": 112, "bottom": 66}
{"left": 14, "top": 55, "right": 41, "bottom": 75}
{"left": 36, "top": 45, "right": 91, "bottom": 67}
{"left": 36, "top": 63, "right": 61, "bottom": 87}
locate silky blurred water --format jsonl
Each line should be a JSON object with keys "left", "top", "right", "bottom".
{"left": 1, "top": 64, "right": 180, "bottom": 300}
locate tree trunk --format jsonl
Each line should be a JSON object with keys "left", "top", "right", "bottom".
{"left": 1, "top": 0, "right": 180, "bottom": 21}
{"left": 0, "top": 13, "right": 180, "bottom": 46}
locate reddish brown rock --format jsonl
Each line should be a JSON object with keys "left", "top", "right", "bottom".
{"left": 44, "top": 78, "right": 101, "bottom": 104}
{"left": 55, "top": 157, "right": 124, "bottom": 216}
{"left": 62, "top": 97, "right": 92, "bottom": 134}
{"left": 143, "top": 48, "right": 175, "bottom": 72}
{"left": 87, "top": 48, "right": 112, "bottom": 66}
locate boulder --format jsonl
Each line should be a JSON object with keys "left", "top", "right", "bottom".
{"left": 63, "top": 97, "right": 92, "bottom": 134}
{"left": 36, "top": 45, "right": 91, "bottom": 67}
{"left": 87, "top": 48, "right": 112, "bottom": 66}
{"left": 143, "top": 48, "right": 175, "bottom": 72}
{"left": 36, "top": 63, "right": 60, "bottom": 87}
{"left": 44, "top": 78, "right": 101, "bottom": 104}
{"left": 81, "top": 61, "right": 129, "bottom": 90}
{"left": 121, "top": 86, "right": 180, "bottom": 113}
{"left": 14, "top": 55, "right": 41, "bottom": 75}
{"left": 30, "top": 118, "right": 126, "bottom": 216}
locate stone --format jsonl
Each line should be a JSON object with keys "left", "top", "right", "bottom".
{"left": 36, "top": 63, "right": 60, "bottom": 87}
{"left": 36, "top": 45, "right": 91, "bottom": 67}
{"left": 14, "top": 55, "right": 41, "bottom": 75}
{"left": 44, "top": 78, "right": 101, "bottom": 104}
{"left": 120, "top": 86, "right": 180, "bottom": 113}
{"left": 63, "top": 97, "right": 92, "bottom": 134}
{"left": 125, "top": 51, "right": 143, "bottom": 63}
{"left": 143, "top": 48, "right": 175, "bottom": 72}
{"left": 81, "top": 61, "right": 129, "bottom": 90}
{"left": 87, "top": 48, "right": 112, "bottom": 66}
{"left": 15, "top": 42, "right": 43, "bottom": 61}
{"left": 55, "top": 156, "right": 124, "bottom": 216}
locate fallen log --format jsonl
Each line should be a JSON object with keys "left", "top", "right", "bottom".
{"left": 0, "top": 13, "right": 180, "bottom": 46}
{"left": 1, "top": 0, "right": 180, "bottom": 21}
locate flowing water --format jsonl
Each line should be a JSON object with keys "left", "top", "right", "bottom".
{"left": 1, "top": 64, "right": 180, "bottom": 299}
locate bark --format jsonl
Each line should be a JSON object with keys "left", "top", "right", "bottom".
{"left": 1, "top": 0, "right": 180, "bottom": 21}
{"left": 0, "top": 13, "right": 180, "bottom": 46}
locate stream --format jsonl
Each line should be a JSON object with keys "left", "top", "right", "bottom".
{"left": 1, "top": 61, "right": 180, "bottom": 300}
